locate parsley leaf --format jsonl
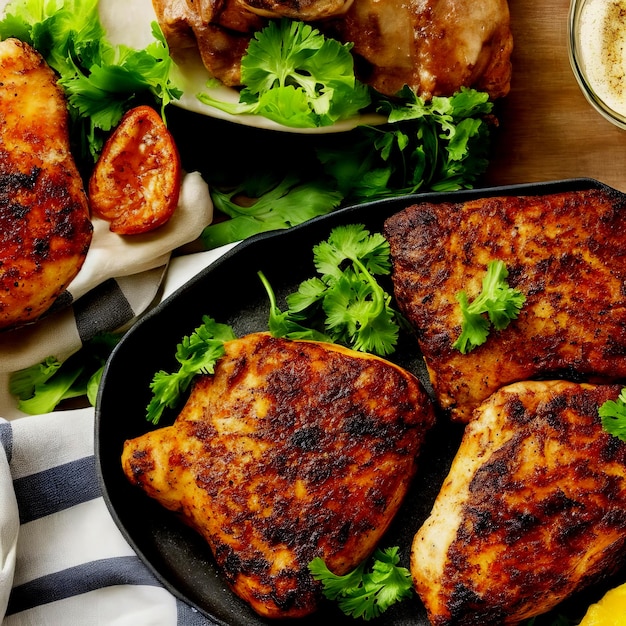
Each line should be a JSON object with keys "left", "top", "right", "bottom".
{"left": 599, "top": 387, "right": 626, "bottom": 442}
{"left": 9, "top": 333, "right": 121, "bottom": 414}
{"left": 259, "top": 271, "right": 331, "bottom": 343}
{"left": 197, "top": 19, "right": 371, "bottom": 128}
{"left": 0, "top": 0, "right": 181, "bottom": 161}
{"left": 202, "top": 173, "right": 343, "bottom": 249}
{"left": 318, "top": 87, "right": 494, "bottom": 203}
{"left": 452, "top": 260, "right": 525, "bottom": 354}
{"left": 260, "top": 224, "right": 402, "bottom": 356}
{"left": 202, "top": 87, "right": 494, "bottom": 246}
{"left": 146, "top": 316, "right": 236, "bottom": 425}
{"left": 309, "top": 546, "right": 413, "bottom": 620}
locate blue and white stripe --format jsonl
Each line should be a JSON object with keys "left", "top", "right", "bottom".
{"left": 0, "top": 409, "right": 217, "bottom": 625}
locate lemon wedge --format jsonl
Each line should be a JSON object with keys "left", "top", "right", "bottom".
{"left": 579, "top": 582, "right": 626, "bottom": 625}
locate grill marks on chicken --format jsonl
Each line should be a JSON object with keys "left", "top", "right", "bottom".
{"left": 412, "top": 380, "right": 626, "bottom": 625}
{"left": 0, "top": 38, "right": 92, "bottom": 331}
{"left": 122, "top": 332, "right": 435, "bottom": 618}
{"left": 384, "top": 187, "right": 626, "bottom": 423}
{"left": 152, "top": 0, "right": 513, "bottom": 99}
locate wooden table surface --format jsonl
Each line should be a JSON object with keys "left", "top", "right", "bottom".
{"left": 484, "top": 0, "right": 626, "bottom": 192}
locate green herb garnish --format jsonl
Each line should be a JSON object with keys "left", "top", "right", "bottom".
{"left": 197, "top": 19, "right": 370, "bottom": 128}
{"left": 452, "top": 260, "right": 525, "bottom": 354}
{"left": 202, "top": 173, "right": 343, "bottom": 249}
{"left": 322, "top": 86, "right": 495, "bottom": 201}
{"left": 309, "top": 546, "right": 413, "bottom": 620}
{"left": 599, "top": 387, "right": 626, "bottom": 442}
{"left": 146, "top": 315, "right": 236, "bottom": 425}
{"left": 9, "top": 332, "right": 121, "bottom": 414}
{"left": 0, "top": 0, "right": 181, "bottom": 160}
{"left": 201, "top": 87, "right": 495, "bottom": 248}
{"left": 260, "top": 223, "right": 402, "bottom": 356}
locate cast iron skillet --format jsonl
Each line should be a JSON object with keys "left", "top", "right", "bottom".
{"left": 95, "top": 178, "right": 626, "bottom": 625}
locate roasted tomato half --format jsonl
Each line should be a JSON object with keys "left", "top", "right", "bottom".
{"left": 89, "top": 105, "right": 181, "bottom": 235}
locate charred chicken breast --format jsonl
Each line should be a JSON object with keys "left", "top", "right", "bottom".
{"left": 0, "top": 38, "right": 92, "bottom": 331}
{"left": 122, "top": 332, "right": 435, "bottom": 618}
{"left": 384, "top": 187, "right": 626, "bottom": 422}
{"left": 412, "top": 380, "right": 626, "bottom": 625}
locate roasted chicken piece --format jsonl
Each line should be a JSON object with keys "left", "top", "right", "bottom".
{"left": 152, "top": 0, "right": 266, "bottom": 86}
{"left": 122, "top": 332, "right": 435, "bottom": 618}
{"left": 0, "top": 38, "right": 92, "bottom": 331}
{"left": 324, "top": 0, "right": 513, "bottom": 99}
{"left": 152, "top": 0, "right": 513, "bottom": 99}
{"left": 384, "top": 187, "right": 626, "bottom": 422}
{"left": 412, "top": 380, "right": 626, "bottom": 625}
{"left": 241, "top": 0, "right": 354, "bottom": 21}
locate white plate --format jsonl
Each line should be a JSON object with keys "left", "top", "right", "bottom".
{"left": 98, "top": 0, "right": 383, "bottom": 133}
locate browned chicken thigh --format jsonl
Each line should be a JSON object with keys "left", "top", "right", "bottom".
{"left": 0, "top": 38, "right": 92, "bottom": 331}
{"left": 152, "top": 0, "right": 266, "bottom": 86}
{"left": 122, "top": 332, "right": 435, "bottom": 618}
{"left": 324, "top": 0, "right": 513, "bottom": 99}
{"left": 384, "top": 187, "right": 626, "bottom": 422}
{"left": 412, "top": 380, "right": 626, "bottom": 625}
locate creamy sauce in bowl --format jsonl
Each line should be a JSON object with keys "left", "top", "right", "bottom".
{"left": 570, "top": 0, "right": 626, "bottom": 127}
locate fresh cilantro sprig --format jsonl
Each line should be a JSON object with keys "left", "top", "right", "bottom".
{"left": 258, "top": 271, "right": 330, "bottom": 343}
{"left": 318, "top": 87, "right": 494, "bottom": 202}
{"left": 202, "top": 87, "right": 495, "bottom": 247}
{"left": 599, "top": 387, "right": 626, "bottom": 441}
{"left": 9, "top": 333, "right": 121, "bottom": 414}
{"left": 146, "top": 316, "right": 236, "bottom": 425}
{"left": 260, "top": 224, "right": 402, "bottom": 356}
{"left": 0, "top": 0, "right": 181, "bottom": 161}
{"left": 202, "top": 173, "right": 343, "bottom": 249}
{"left": 452, "top": 260, "right": 525, "bottom": 354}
{"left": 197, "top": 19, "right": 370, "bottom": 128}
{"left": 309, "top": 546, "right": 413, "bottom": 620}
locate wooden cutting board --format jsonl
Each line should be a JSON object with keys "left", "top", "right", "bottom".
{"left": 483, "top": 0, "right": 626, "bottom": 192}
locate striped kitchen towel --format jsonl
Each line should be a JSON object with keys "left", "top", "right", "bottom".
{"left": 0, "top": 408, "right": 218, "bottom": 625}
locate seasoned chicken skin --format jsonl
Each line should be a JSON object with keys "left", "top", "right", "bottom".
{"left": 324, "top": 0, "right": 513, "bottom": 99}
{"left": 384, "top": 187, "right": 626, "bottom": 422}
{"left": 122, "top": 332, "right": 435, "bottom": 618}
{"left": 152, "top": 0, "right": 266, "bottom": 86}
{"left": 0, "top": 39, "right": 92, "bottom": 330}
{"left": 412, "top": 380, "right": 626, "bottom": 625}
{"left": 241, "top": 0, "right": 354, "bottom": 20}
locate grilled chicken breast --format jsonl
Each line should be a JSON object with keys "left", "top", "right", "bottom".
{"left": 0, "top": 38, "right": 92, "bottom": 331}
{"left": 384, "top": 187, "right": 626, "bottom": 422}
{"left": 122, "top": 332, "right": 435, "bottom": 618}
{"left": 412, "top": 380, "right": 626, "bottom": 625}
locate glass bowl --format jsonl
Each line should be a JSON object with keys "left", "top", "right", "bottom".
{"left": 569, "top": 0, "right": 626, "bottom": 129}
